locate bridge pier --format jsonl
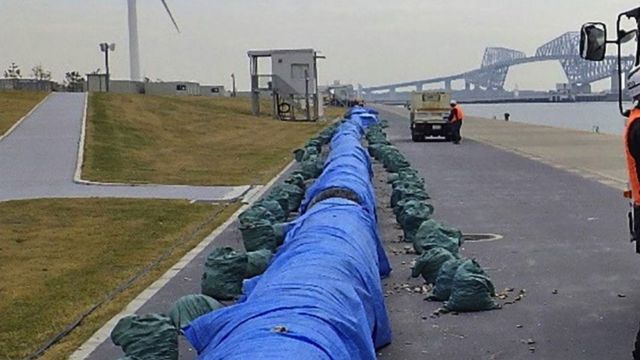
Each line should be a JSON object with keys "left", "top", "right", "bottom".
{"left": 465, "top": 82, "right": 471, "bottom": 91}
{"left": 416, "top": 84, "right": 423, "bottom": 92}
{"left": 611, "top": 71, "right": 621, "bottom": 94}
{"left": 444, "top": 80, "right": 452, "bottom": 91}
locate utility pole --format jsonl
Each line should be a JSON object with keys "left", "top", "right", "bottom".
{"left": 231, "top": 73, "right": 237, "bottom": 97}
{"left": 99, "top": 42, "right": 116, "bottom": 92}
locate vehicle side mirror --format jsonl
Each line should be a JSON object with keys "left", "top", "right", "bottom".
{"left": 580, "top": 22, "right": 607, "bottom": 61}
{"left": 620, "top": 29, "right": 638, "bottom": 44}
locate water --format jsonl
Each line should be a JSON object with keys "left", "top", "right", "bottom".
{"left": 464, "top": 102, "right": 629, "bottom": 135}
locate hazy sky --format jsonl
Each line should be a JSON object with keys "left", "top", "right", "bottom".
{"left": 0, "top": 0, "right": 637, "bottom": 90}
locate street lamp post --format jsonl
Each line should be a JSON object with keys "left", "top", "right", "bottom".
{"left": 99, "top": 42, "right": 116, "bottom": 92}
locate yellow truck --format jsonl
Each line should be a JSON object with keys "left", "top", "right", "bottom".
{"left": 409, "top": 91, "right": 452, "bottom": 142}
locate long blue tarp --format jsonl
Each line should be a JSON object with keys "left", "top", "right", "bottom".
{"left": 184, "top": 109, "right": 392, "bottom": 359}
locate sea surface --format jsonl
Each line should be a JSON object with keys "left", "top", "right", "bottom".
{"left": 464, "top": 102, "right": 630, "bottom": 135}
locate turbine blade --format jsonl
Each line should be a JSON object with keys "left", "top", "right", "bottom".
{"left": 160, "top": 0, "right": 180, "bottom": 33}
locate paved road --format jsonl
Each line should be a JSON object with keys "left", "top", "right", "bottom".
{"left": 375, "top": 106, "right": 640, "bottom": 359}
{"left": 0, "top": 92, "right": 250, "bottom": 202}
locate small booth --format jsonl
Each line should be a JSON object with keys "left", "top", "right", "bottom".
{"left": 248, "top": 48, "right": 324, "bottom": 121}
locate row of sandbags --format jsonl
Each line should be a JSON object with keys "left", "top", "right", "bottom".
{"left": 183, "top": 107, "right": 392, "bottom": 359}
{"left": 200, "top": 122, "right": 344, "bottom": 301}
{"left": 110, "top": 122, "right": 344, "bottom": 360}
{"left": 366, "top": 122, "right": 499, "bottom": 312}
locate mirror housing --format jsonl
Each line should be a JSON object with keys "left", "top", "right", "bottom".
{"left": 580, "top": 22, "right": 608, "bottom": 61}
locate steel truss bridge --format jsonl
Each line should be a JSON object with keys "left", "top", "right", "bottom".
{"left": 362, "top": 32, "right": 635, "bottom": 95}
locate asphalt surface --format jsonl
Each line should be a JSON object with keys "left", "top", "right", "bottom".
{"left": 375, "top": 106, "right": 640, "bottom": 359}
{"left": 0, "top": 92, "right": 249, "bottom": 202}
{"left": 75, "top": 106, "right": 640, "bottom": 360}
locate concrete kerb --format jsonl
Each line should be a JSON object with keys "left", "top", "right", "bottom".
{"left": 69, "top": 157, "right": 297, "bottom": 360}
{"left": 72, "top": 92, "right": 255, "bottom": 199}
{"left": 0, "top": 92, "right": 52, "bottom": 143}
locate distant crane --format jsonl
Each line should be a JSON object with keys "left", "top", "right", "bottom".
{"left": 127, "top": 0, "right": 180, "bottom": 81}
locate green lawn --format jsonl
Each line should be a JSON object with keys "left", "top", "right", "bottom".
{"left": 0, "top": 90, "right": 48, "bottom": 136}
{"left": 83, "top": 94, "right": 335, "bottom": 186}
{"left": 0, "top": 198, "right": 240, "bottom": 360}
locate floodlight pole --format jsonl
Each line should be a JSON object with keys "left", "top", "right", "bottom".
{"left": 100, "top": 42, "right": 115, "bottom": 92}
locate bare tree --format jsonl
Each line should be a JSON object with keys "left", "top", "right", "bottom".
{"left": 3, "top": 62, "right": 21, "bottom": 79}
{"left": 64, "top": 71, "right": 85, "bottom": 92}
{"left": 31, "top": 64, "right": 52, "bottom": 81}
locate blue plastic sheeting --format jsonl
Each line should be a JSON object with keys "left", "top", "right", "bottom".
{"left": 346, "top": 106, "right": 379, "bottom": 118}
{"left": 184, "top": 199, "right": 392, "bottom": 360}
{"left": 301, "top": 117, "right": 377, "bottom": 215}
{"left": 300, "top": 142, "right": 376, "bottom": 215}
{"left": 353, "top": 114, "right": 379, "bottom": 128}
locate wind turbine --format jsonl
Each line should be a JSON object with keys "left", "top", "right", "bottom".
{"left": 127, "top": 0, "right": 180, "bottom": 81}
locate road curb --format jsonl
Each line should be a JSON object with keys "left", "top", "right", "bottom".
{"left": 71, "top": 93, "right": 254, "bottom": 201}
{"left": 69, "top": 158, "right": 297, "bottom": 360}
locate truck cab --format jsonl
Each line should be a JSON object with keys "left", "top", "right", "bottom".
{"left": 409, "top": 91, "right": 452, "bottom": 142}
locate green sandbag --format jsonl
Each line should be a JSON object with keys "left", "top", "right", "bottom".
{"left": 201, "top": 247, "right": 248, "bottom": 300}
{"left": 168, "top": 294, "right": 224, "bottom": 329}
{"left": 306, "top": 140, "right": 323, "bottom": 152}
{"left": 393, "top": 197, "right": 431, "bottom": 223}
{"left": 239, "top": 219, "right": 280, "bottom": 252}
{"left": 429, "top": 258, "right": 466, "bottom": 301}
{"left": 367, "top": 144, "right": 386, "bottom": 159}
{"left": 385, "top": 157, "right": 411, "bottom": 173}
{"left": 238, "top": 205, "right": 279, "bottom": 226}
{"left": 445, "top": 259, "right": 499, "bottom": 312}
{"left": 413, "top": 219, "right": 463, "bottom": 255}
{"left": 284, "top": 173, "right": 306, "bottom": 190}
{"left": 411, "top": 247, "right": 457, "bottom": 284}
{"left": 263, "top": 194, "right": 290, "bottom": 219}
{"left": 294, "top": 149, "right": 306, "bottom": 162}
{"left": 271, "top": 183, "right": 305, "bottom": 213}
{"left": 299, "top": 156, "right": 324, "bottom": 179}
{"left": 398, "top": 202, "right": 434, "bottom": 243}
{"left": 111, "top": 314, "right": 178, "bottom": 360}
{"left": 396, "top": 200, "right": 433, "bottom": 225}
{"left": 387, "top": 169, "right": 423, "bottom": 186}
{"left": 295, "top": 145, "right": 320, "bottom": 162}
{"left": 379, "top": 147, "right": 411, "bottom": 173}
{"left": 253, "top": 200, "right": 286, "bottom": 223}
{"left": 246, "top": 249, "right": 274, "bottom": 277}
{"left": 391, "top": 184, "right": 429, "bottom": 209}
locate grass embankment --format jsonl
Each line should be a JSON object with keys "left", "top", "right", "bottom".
{"left": 0, "top": 90, "right": 48, "bottom": 136}
{"left": 0, "top": 198, "right": 240, "bottom": 360}
{"left": 83, "top": 94, "right": 336, "bottom": 186}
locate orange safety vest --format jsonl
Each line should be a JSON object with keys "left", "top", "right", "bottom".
{"left": 625, "top": 108, "right": 640, "bottom": 205}
{"left": 452, "top": 105, "right": 464, "bottom": 122}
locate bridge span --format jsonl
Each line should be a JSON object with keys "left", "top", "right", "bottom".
{"left": 363, "top": 32, "right": 634, "bottom": 96}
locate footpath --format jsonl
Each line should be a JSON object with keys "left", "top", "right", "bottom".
{"left": 0, "top": 92, "right": 250, "bottom": 202}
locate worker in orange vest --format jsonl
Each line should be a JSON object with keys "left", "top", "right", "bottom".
{"left": 448, "top": 100, "right": 465, "bottom": 144}
{"left": 625, "top": 66, "right": 640, "bottom": 251}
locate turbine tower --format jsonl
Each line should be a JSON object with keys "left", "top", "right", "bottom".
{"left": 127, "top": 0, "right": 180, "bottom": 81}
